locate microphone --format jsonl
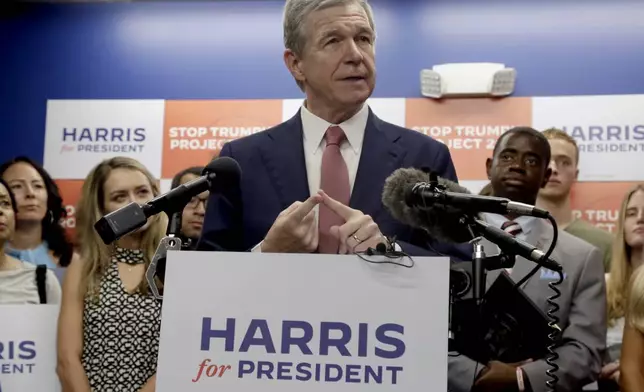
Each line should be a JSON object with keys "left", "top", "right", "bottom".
{"left": 408, "top": 178, "right": 549, "bottom": 219}
{"left": 366, "top": 236, "right": 397, "bottom": 256}
{"left": 382, "top": 168, "right": 551, "bottom": 240}
{"left": 381, "top": 168, "right": 473, "bottom": 243}
{"left": 472, "top": 219, "right": 563, "bottom": 272}
{"left": 94, "top": 156, "right": 241, "bottom": 245}
{"left": 382, "top": 168, "right": 562, "bottom": 272}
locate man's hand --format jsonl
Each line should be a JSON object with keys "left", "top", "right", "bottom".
{"left": 474, "top": 359, "right": 532, "bottom": 392}
{"left": 261, "top": 194, "right": 322, "bottom": 253}
{"left": 600, "top": 361, "right": 620, "bottom": 382}
{"left": 319, "top": 190, "right": 386, "bottom": 254}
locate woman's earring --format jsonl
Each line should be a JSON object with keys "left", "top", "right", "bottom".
{"left": 48, "top": 210, "right": 55, "bottom": 224}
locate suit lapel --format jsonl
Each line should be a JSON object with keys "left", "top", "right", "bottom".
{"left": 349, "top": 110, "right": 406, "bottom": 217}
{"left": 511, "top": 220, "right": 551, "bottom": 289}
{"left": 258, "top": 111, "right": 310, "bottom": 208}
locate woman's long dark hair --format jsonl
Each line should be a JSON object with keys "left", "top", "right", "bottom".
{"left": 0, "top": 156, "right": 74, "bottom": 266}
{"left": 170, "top": 166, "right": 204, "bottom": 189}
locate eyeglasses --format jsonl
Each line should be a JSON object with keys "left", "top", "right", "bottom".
{"left": 186, "top": 196, "right": 208, "bottom": 209}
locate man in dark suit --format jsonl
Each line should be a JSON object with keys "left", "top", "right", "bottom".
{"left": 449, "top": 127, "right": 606, "bottom": 392}
{"left": 198, "top": 0, "right": 457, "bottom": 255}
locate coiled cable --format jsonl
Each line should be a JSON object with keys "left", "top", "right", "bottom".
{"left": 513, "top": 214, "right": 561, "bottom": 392}
{"left": 545, "top": 270, "right": 563, "bottom": 391}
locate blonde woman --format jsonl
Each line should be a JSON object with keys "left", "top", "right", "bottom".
{"left": 603, "top": 184, "right": 644, "bottom": 386}
{"left": 620, "top": 262, "right": 644, "bottom": 392}
{"left": 56, "top": 157, "right": 167, "bottom": 392}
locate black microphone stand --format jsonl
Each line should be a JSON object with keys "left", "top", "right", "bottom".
{"left": 422, "top": 171, "right": 522, "bottom": 351}
{"left": 425, "top": 170, "right": 515, "bottom": 294}
{"left": 94, "top": 158, "right": 243, "bottom": 302}
{"left": 145, "top": 208, "right": 187, "bottom": 302}
{"left": 460, "top": 213, "right": 516, "bottom": 304}
{"left": 448, "top": 213, "right": 517, "bottom": 354}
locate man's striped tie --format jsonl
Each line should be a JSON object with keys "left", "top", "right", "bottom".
{"left": 501, "top": 220, "right": 522, "bottom": 237}
{"left": 500, "top": 220, "right": 522, "bottom": 274}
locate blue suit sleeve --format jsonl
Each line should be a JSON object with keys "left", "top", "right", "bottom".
{"left": 432, "top": 142, "right": 459, "bottom": 183}
{"left": 196, "top": 143, "right": 244, "bottom": 252}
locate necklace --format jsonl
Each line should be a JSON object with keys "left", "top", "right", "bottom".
{"left": 116, "top": 247, "right": 144, "bottom": 273}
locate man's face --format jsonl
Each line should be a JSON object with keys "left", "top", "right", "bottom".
{"left": 285, "top": 3, "right": 376, "bottom": 109}
{"left": 539, "top": 138, "right": 579, "bottom": 200}
{"left": 179, "top": 173, "right": 208, "bottom": 239}
{"left": 486, "top": 133, "right": 551, "bottom": 204}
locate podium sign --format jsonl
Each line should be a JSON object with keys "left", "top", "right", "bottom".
{"left": 156, "top": 252, "right": 450, "bottom": 391}
{"left": 0, "top": 305, "right": 61, "bottom": 392}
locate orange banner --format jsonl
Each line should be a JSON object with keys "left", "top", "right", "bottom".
{"left": 405, "top": 97, "right": 532, "bottom": 181}
{"left": 161, "top": 100, "right": 283, "bottom": 178}
{"left": 55, "top": 180, "right": 84, "bottom": 244}
{"left": 570, "top": 182, "right": 640, "bottom": 233}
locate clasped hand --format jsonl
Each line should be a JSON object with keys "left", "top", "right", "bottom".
{"left": 473, "top": 359, "right": 532, "bottom": 392}
{"left": 599, "top": 361, "right": 620, "bottom": 383}
{"left": 261, "top": 190, "right": 385, "bottom": 254}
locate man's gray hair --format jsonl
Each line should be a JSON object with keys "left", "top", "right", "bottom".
{"left": 283, "top": 0, "right": 376, "bottom": 90}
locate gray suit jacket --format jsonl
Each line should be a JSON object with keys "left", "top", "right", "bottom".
{"left": 448, "top": 218, "right": 607, "bottom": 392}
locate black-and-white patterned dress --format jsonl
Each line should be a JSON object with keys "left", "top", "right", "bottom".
{"left": 81, "top": 247, "right": 162, "bottom": 392}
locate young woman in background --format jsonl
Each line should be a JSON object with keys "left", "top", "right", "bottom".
{"left": 620, "top": 261, "right": 644, "bottom": 392}
{"left": 0, "top": 156, "right": 75, "bottom": 268}
{"left": 56, "top": 157, "right": 167, "bottom": 392}
{"left": 0, "top": 178, "right": 61, "bottom": 304}
{"left": 603, "top": 184, "right": 644, "bottom": 388}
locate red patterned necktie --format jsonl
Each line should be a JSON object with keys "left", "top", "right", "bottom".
{"left": 501, "top": 220, "right": 522, "bottom": 237}
{"left": 318, "top": 126, "right": 350, "bottom": 254}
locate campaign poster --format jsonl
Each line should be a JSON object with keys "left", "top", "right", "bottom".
{"left": 155, "top": 252, "right": 450, "bottom": 391}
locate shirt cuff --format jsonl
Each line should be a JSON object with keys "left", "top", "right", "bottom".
{"left": 517, "top": 367, "right": 525, "bottom": 391}
{"left": 251, "top": 241, "right": 263, "bottom": 253}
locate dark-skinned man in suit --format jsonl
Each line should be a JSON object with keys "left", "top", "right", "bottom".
{"left": 449, "top": 127, "right": 606, "bottom": 392}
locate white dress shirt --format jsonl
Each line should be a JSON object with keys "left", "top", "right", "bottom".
{"left": 252, "top": 103, "right": 369, "bottom": 252}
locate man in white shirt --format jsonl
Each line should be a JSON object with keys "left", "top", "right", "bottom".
{"left": 197, "top": 0, "right": 459, "bottom": 255}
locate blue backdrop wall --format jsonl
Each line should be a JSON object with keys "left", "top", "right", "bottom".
{"left": 1, "top": 0, "right": 643, "bottom": 162}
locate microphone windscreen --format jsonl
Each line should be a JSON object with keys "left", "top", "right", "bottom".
{"left": 203, "top": 156, "right": 242, "bottom": 190}
{"left": 437, "top": 176, "right": 472, "bottom": 195}
{"left": 382, "top": 168, "right": 429, "bottom": 228}
{"left": 382, "top": 168, "right": 474, "bottom": 244}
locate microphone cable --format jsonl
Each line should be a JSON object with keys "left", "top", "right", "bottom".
{"left": 544, "top": 269, "right": 563, "bottom": 392}
{"left": 512, "top": 214, "right": 562, "bottom": 392}
{"left": 354, "top": 236, "right": 415, "bottom": 269}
